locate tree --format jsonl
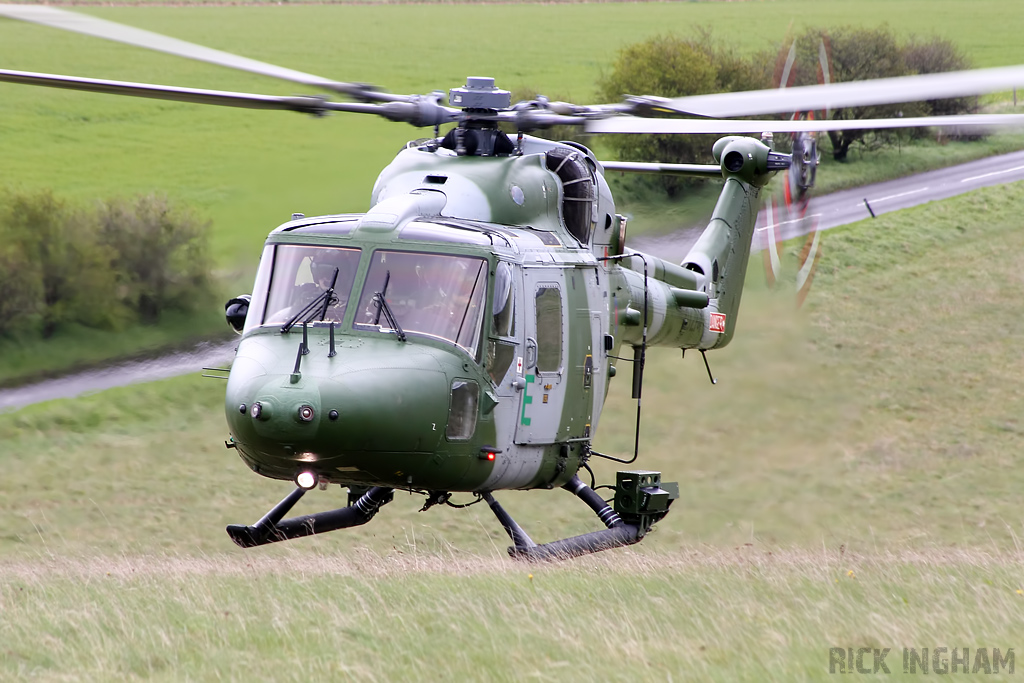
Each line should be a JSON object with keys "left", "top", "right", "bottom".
{"left": 597, "top": 34, "right": 761, "bottom": 197}
{"left": 97, "top": 194, "right": 213, "bottom": 323}
{"left": 0, "top": 189, "right": 124, "bottom": 337}
{"left": 903, "top": 36, "right": 977, "bottom": 138}
{"left": 785, "top": 27, "right": 923, "bottom": 161}
{"left": 0, "top": 189, "right": 215, "bottom": 339}
{"left": 781, "top": 27, "right": 979, "bottom": 158}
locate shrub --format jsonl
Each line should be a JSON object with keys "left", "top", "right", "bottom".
{"left": 596, "top": 32, "right": 772, "bottom": 197}
{"left": 97, "top": 194, "right": 213, "bottom": 323}
{"left": 0, "top": 189, "right": 124, "bottom": 338}
{"left": 903, "top": 36, "right": 978, "bottom": 139}
{"left": 779, "top": 27, "right": 980, "bottom": 157}
{"left": 0, "top": 244, "right": 42, "bottom": 339}
{"left": 0, "top": 189, "right": 213, "bottom": 340}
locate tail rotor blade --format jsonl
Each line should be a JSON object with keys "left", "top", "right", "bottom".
{"left": 795, "top": 220, "right": 823, "bottom": 308}
{"left": 761, "top": 197, "right": 783, "bottom": 288}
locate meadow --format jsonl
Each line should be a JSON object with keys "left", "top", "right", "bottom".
{"left": 4, "top": 182, "right": 1024, "bottom": 679}
{"left": 4, "top": 2, "right": 1024, "bottom": 679}
{"left": 3, "top": 1, "right": 1024, "bottom": 381}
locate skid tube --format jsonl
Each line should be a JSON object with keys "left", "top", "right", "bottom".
{"left": 227, "top": 485, "right": 394, "bottom": 548}
{"left": 484, "top": 475, "right": 653, "bottom": 562}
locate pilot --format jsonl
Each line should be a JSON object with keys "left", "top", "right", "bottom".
{"left": 410, "top": 259, "right": 476, "bottom": 339}
{"left": 297, "top": 249, "right": 352, "bottom": 322}
{"left": 310, "top": 251, "right": 344, "bottom": 291}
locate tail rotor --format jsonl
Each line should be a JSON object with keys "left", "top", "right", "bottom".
{"left": 761, "top": 34, "right": 831, "bottom": 306}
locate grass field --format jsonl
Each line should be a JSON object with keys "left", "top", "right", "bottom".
{"left": 3, "top": 181, "right": 1024, "bottom": 679}
{"left": 3, "top": 1, "right": 1024, "bottom": 381}
{"left": 3, "top": 552, "right": 1023, "bottom": 681}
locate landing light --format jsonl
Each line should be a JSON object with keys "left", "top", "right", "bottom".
{"left": 295, "top": 471, "right": 318, "bottom": 490}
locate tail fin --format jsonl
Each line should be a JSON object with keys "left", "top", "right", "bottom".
{"left": 681, "top": 137, "right": 785, "bottom": 349}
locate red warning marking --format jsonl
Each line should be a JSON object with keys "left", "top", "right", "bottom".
{"left": 709, "top": 312, "right": 727, "bottom": 333}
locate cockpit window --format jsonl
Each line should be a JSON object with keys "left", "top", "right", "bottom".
{"left": 355, "top": 250, "right": 487, "bottom": 358}
{"left": 261, "top": 245, "right": 361, "bottom": 326}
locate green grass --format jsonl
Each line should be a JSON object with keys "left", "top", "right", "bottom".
{"left": 3, "top": 552, "right": 1023, "bottom": 681}
{"left": 6, "top": 0, "right": 1024, "bottom": 79}
{"left": 4, "top": 181, "right": 1024, "bottom": 679}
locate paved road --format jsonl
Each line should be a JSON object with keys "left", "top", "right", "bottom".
{"left": 0, "top": 340, "right": 236, "bottom": 413}
{"left": 631, "top": 149, "right": 1024, "bottom": 262}
{"left": 3, "top": 150, "right": 1024, "bottom": 412}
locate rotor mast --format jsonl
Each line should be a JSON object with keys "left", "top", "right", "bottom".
{"left": 443, "top": 77, "right": 516, "bottom": 157}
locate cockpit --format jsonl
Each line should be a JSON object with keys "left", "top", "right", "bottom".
{"left": 246, "top": 244, "right": 489, "bottom": 360}
{"left": 353, "top": 250, "right": 486, "bottom": 356}
{"left": 262, "top": 245, "right": 361, "bottom": 326}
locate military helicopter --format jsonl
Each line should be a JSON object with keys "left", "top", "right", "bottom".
{"left": 4, "top": 6, "right": 1024, "bottom": 561}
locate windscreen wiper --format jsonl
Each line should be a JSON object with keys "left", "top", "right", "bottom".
{"left": 372, "top": 270, "right": 406, "bottom": 342}
{"left": 281, "top": 268, "right": 339, "bottom": 334}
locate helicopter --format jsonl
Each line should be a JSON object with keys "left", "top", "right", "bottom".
{"left": 4, "top": 6, "right": 1024, "bottom": 561}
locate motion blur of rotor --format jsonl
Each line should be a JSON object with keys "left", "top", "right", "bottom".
{"left": 761, "top": 35, "right": 831, "bottom": 306}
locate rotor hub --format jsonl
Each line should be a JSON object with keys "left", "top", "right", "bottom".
{"left": 449, "top": 77, "right": 510, "bottom": 111}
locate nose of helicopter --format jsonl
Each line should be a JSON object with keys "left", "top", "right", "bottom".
{"left": 224, "top": 334, "right": 456, "bottom": 479}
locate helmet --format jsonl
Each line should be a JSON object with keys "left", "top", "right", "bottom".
{"left": 310, "top": 249, "right": 341, "bottom": 284}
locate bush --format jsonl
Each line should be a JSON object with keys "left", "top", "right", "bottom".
{"left": 0, "top": 189, "right": 213, "bottom": 339}
{"left": 599, "top": 27, "right": 983, "bottom": 185}
{"left": 596, "top": 32, "right": 773, "bottom": 197}
{"left": 0, "top": 189, "right": 124, "bottom": 338}
{"left": 597, "top": 33, "right": 774, "bottom": 198}
{"left": 778, "top": 27, "right": 980, "bottom": 157}
{"left": 903, "top": 36, "right": 978, "bottom": 138}
{"left": 97, "top": 195, "right": 213, "bottom": 323}
{"left": 0, "top": 245, "right": 42, "bottom": 339}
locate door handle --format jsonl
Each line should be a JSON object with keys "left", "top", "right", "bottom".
{"left": 525, "top": 337, "right": 537, "bottom": 369}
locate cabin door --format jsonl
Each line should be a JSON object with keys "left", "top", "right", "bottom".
{"left": 514, "top": 267, "right": 568, "bottom": 445}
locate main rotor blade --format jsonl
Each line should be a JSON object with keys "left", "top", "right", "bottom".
{"left": 0, "top": 4, "right": 405, "bottom": 103}
{"left": 587, "top": 113, "right": 1024, "bottom": 135}
{"left": 0, "top": 69, "right": 459, "bottom": 126}
{"left": 0, "top": 68, "right": 370, "bottom": 115}
{"left": 625, "top": 65, "right": 1024, "bottom": 119}
{"left": 600, "top": 161, "right": 721, "bottom": 178}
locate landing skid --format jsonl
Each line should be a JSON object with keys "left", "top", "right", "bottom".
{"left": 227, "top": 470, "right": 675, "bottom": 559}
{"left": 483, "top": 474, "right": 675, "bottom": 562}
{"left": 226, "top": 485, "right": 394, "bottom": 548}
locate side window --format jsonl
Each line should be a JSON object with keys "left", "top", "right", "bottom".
{"left": 487, "top": 261, "right": 517, "bottom": 385}
{"left": 535, "top": 285, "right": 562, "bottom": 373}
{"left": 492, "top": 262, "right": 514, "bottom": 337}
